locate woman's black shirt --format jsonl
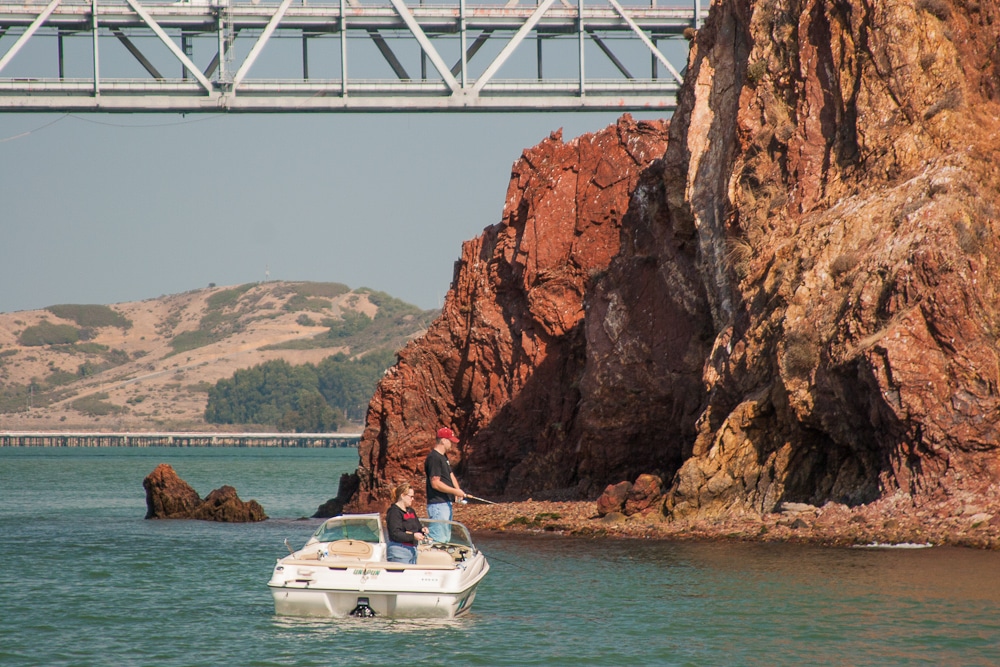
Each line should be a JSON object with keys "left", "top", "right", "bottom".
{"left": 386, "top": 504, "right": 423, "bottom": 545}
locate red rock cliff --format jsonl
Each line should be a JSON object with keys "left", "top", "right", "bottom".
{"left": 346, "top": 117, "right": 671, "bottom": 510}
{"left": 347, "top": 0, "right": 1000, "bottom": 523}
{"left": 659, "top": 0, "right": 1000, "bottom": 518}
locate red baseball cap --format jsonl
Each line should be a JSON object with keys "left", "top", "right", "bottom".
{"left": 436, "top": 427, "right": 460, "bottom": 443}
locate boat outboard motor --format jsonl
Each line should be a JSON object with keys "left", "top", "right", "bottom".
{"left": 349, "top": 597, "right": 376, "bottom": 618}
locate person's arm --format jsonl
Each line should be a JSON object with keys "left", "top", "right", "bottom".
{"left": 405, "top": 513, "right": 426, "bottom": 541}
{"left": 430, "top": 474, "right": 465, "bottom": 499}
{"left": 450, "top": 472, "right": 466, "bottom": 500}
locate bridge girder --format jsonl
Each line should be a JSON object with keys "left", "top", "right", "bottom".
{"left": 0, "top": 0, "right": 704, "bottom": 112}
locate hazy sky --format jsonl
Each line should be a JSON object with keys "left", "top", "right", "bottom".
{"left": 1, "top": 110, "right": 670, "bottom": 314}
{"left": 0, "top": 1, "right": 687, "bottom": 314}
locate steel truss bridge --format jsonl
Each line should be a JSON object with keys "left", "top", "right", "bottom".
{"left": 0, "top": 0, "right": 703, "bottom": 112}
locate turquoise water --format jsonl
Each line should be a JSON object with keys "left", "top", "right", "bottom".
{"left": 2, "top": 447, "right": 999, "bottom": 666}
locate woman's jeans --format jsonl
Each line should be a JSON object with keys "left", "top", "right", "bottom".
{"left": 386, "top": 542, "right": 417, "bottom": 564}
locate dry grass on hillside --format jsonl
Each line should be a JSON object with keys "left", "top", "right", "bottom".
{"left": 0, "top": 282, "right": 431, "bottom": 432}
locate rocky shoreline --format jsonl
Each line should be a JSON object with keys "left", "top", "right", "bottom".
{"left": 453, "top": 494, "right": 1000, "bottom": 550}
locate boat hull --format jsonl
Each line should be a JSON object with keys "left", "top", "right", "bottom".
{"left": 268, "top": 556, "right": 490, "bottom": 619}
{"left": 270, "top": 584, "right": 481, "bottom": 619}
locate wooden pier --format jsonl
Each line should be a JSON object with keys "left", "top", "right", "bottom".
{"left": 0, "top": 431, "right": 361, "bottom": 448}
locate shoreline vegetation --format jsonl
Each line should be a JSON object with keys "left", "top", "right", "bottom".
{"left": 453, "top": 497, "right": 1000, "bottom": 550}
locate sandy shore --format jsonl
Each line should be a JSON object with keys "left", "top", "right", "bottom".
{"left": 453, "top": 496, "right": 1000, "bottom": 549}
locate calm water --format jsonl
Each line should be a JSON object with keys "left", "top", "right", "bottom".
{"left": 1, "top": 447, "right": 999, "bottom": 667}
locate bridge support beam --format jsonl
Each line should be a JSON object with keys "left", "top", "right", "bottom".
{"left": 0, "top": 0, "right": 705, "bottom": 113}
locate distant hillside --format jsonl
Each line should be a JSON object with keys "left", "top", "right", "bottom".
{"left": 0, "top": 282, "right": 436, "bottom": 432}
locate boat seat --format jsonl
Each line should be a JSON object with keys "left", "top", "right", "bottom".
{"left": 326, "top": 539, "right": 374, "bottom": 559}
{"left": 416, "top": 548, "right": 454, "bottom": 566}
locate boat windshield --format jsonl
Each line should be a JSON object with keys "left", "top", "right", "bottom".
{"left": 313, "top": 517, "right": 382, "bottom": 543}
{"left": 420, "top": 519, "right": 476, "bottom": 548}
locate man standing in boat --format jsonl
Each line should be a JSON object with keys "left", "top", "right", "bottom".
{"left": 425, "top": 426, "right": 466, "bottom": 543}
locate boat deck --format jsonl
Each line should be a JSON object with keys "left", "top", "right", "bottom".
{"left": 281, "top": 558, "right": 458, "bottom": 571}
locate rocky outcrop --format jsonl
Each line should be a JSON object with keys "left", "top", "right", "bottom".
{"left": 143, "top": 464, "right": 267, "bottom": 522}
{"left": 595, "top": 474, "right": 666, "bottom": 517}
{"left": 143, "top": 463, "right": 201, "bottom": 518}
{"left": 314, "top": 473, "right": 359, "bottom": 518}
{"left": 345, "top": 117, "right": 671, "bottom": 511}
{"left": 347, "top": 0, "right": 1000, "bottom": 535}
{"left": 596, "top": 481, "right": 632, "bottom": 517}
{"left": 660, "top": 0, "right": 1000, "bottom": 520}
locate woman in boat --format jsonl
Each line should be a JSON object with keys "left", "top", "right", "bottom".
{"left": 385, "top": 482, "right": 426, "bottom": 564}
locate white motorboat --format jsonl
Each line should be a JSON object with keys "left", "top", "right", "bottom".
{"left": 268, "top": 513, "right": 490, "bottom": 619}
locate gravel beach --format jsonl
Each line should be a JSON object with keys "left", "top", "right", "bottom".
{"left": 454, "top": 494, "right": 1000, "bottom": 549}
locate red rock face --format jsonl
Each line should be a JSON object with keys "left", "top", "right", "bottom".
{"left": 347, "top": 0, "right": 1000, "bottom": 523}
{"left": 346, "top": 117, "right": 671, "bottom": 511}
{"left": 661, "top": 0, "right": 1000, "bottom": 518}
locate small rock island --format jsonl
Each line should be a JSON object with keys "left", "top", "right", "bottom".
{"left": 143, "top": 463, "right": 267, "bottom": 522}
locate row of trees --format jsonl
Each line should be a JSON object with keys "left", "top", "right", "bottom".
{"left": 204, "top": 349, "right": 396, "bottom": 432}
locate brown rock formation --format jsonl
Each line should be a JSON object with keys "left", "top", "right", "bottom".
{"left": 143, "top": 463, "right": 201, "bottom": 519}
{"left": 346, "top": 117, "right": 671, "bottom": 511}
{"left": 347, "top": 0, "right": 1000, "bottom": 535}
{"left": 143, "top": 464, "right": 267, "bottom": 522}
{"left": 314, "top": 473, "right": 359, "bottom": 518}
{"left": 660, "top": 0, "right": 1000, "bottom": 520}
{"left": 596, "top": 481, "right": 632, "bottom": 517}
{"left": 624, "top": 474, "right": 664, "bottom": 515}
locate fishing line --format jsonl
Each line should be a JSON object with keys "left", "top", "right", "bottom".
{"left": 68, "top": 113, "right": 226, "bottom": 128}
{"left": 0, "top": 113, "right": 69, "bottom": 143}
{"left": 0, "top": 112, "right": 224, "bottom": 144}
{"left": 458, "top": 494, "right": 529, "bottom": 570}
{"left": 478, "top": 550, "right": 530, "bottom": 571}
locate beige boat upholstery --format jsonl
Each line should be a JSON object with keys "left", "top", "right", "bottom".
{"left": 326, "top": 539, "right": 374, "bottom": 559}
{"left": 416, "top": 549, "right": 454, "bottom": 566}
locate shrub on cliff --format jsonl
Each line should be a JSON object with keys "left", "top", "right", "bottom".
{"left": 205, "top": 283, "right": 256, "bottom": 310}
{"left": 71, "top": 392, "right": 122, "bottom": 416}
{"left": 46, "top": 304, "right": 132, "bottom": 330}
{"left": 18, "top": 320, "right": 80, "bottom": 346}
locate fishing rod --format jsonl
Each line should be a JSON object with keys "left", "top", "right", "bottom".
{"left": 463, "top": 493, "right": 498, "bottom": 505}
{"left": 453, "top": 494, "right": 532, "bottom": 571}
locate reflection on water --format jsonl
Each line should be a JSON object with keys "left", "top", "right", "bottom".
{"left": 2, "top": 447, "right": 999, "bottom": 667}
{"left": 272, "top": 615, "right": 471, "bottom": 634}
